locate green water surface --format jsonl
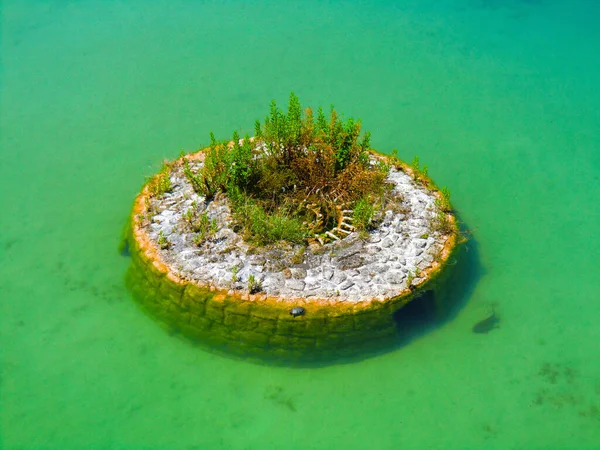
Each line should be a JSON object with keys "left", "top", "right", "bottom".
{"left": 2, "top": 0, "right": 600, "bottom": 448}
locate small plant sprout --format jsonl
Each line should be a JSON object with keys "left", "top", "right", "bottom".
{"left": 210, "top": 218, "right": 218, "bottom": 235}
{"left": 183, "top": 159, "right": 204, "bottom": 194}
{"left": 406, "top": 271, "right": 415, "bottom": 289}
{"left": 189, "top": 211, "right": 218, "bottom": 244}
{"left": 247, "top": 274, "right": 262, "bottom": 294}
{"left": 291, "top": 246, "right": 306, "bottom": 265}
{"left": 157, "top": 231, "right": 170, "bottom": 249}
{"left": 184, "top": 208, "right": 194, "bottom": 225}
{"left": 430, "top": 210, "right": 455, "bottom": 235}
{"left": 439, "top": 187, "right": 452, "bottom": 212}
{"left": 231, "top": 265, "right": 239, "bottom": 282}
{"left": 149, "top": 162, "right": 172, "bottom": 197}
{"left": 431, "top": 245, "right": 443, "bottom": 263}
{"left": 411, "top": 155, "right": 420, "bottom": 172}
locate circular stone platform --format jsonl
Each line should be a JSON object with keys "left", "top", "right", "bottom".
{"left": 124, "top": 149, "right": 461, "bottom": 362}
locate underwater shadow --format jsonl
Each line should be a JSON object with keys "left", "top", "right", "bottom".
{"left": 292, "top": 227, "right": 484, "bottom": 368}
{"left": 391, "top": 229, "right": 484, "bottom": 347}
{"left": 303, "top": 227, "right": 484, "bottom": 368}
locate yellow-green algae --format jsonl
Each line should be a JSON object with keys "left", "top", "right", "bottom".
{"left": 124, "top": 150, "right": 462, "bottom": 362}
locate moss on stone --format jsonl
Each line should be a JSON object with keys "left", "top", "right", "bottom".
{"left": 252, "top": 305, "right": 285, "bottom": 321}
{"left": 224, "top": 311, "right": 251, "bottom": 330}
{"left": 276, "top": 317, "right": 306, "bottom": 336}
{"left": 239, "top": 330, "right": 270, "bottom": 347}
{"left": 352, "top": 311, "right": 389, "bottom": 332}
{"left": 189, "top": 313, "right": 213, "bottom": 332}
{"left": 327, "top": 317, "right": 356, "bottom": 334}
{"left": 302, "top": 317, "right": 328, "bottom": 335}
{"left": 157, "top": 280, "right": 184, "bottom": 306}
{"left": 205, "top": 301, "right": 225, "bottom": 323}
{"left": 249, "top": 316, "right": 277, "bottom": 334}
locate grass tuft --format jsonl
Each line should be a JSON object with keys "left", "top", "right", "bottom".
{"left": 148, "top": 163, "right": 172, "bottom": 197}
{"left": 352, "top": 197, "right": 375, "bottom": 231}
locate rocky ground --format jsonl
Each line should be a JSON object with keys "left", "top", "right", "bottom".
{"left": 142, "top": 159, "right": 450, "bottom": 303}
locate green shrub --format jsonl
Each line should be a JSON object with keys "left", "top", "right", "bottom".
{"left": 353, "top": 197, "right": 375, "bottom": 231}
{"left": 406, "top": 271, "right": 415, "bottom": 289}
{"left": 229, "top": 132, "right": 255, "bottom": 189}
{"left": 411, "top": 155, "right": 420, "bottom": 172}
{"left": 190, "top": 211, "right": 218, "bottom": 245}
{"left": 390, "top": 148, "right": 400, "bottom": 165}
{"left": 198, "top": 136, "right": 232, "bottom": 198}
{"left": 149, "top": 163, "right": 172, "bottom": 197}
{"left": 247, "top": 274, "right": 262, "bottom": 294}
{"left": 430, "top": 210, "right": 456, "bottom": 235}
{"left": 190, "top": 92, "right": 391, "bottom": 246}
{"left": 183, "top": 159, "right": 203, "bottom": 194}
{"left": 232, "top": 197, "right": 308, "bottom": 245}
{"left": 157, "top": 231, "right": 170, "bottom": 249}
{"left": 263, "top": 212, "right": 308, "bottom": 244}
{"left": 439, "top": 187, "right": 452, "bottom": 212}
{"left": 291, "top": 246, "right": 306, "bottom": 264}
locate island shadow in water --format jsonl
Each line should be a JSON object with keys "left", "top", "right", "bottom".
{"left": 304, "top": 221, "right": 485, "bottom": 367}
{"left": 390, "top": 226, "right": 484, "bottom": 349}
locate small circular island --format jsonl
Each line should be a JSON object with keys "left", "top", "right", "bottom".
{"left": 124, "top": 94, "right": 462, "bottom": 362}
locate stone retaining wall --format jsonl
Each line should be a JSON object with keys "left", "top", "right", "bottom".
{"left": 124, "top": 153, "right": 461, "bottom": 362}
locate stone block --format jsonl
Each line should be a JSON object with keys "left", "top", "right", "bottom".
{"left": 268, "top": 333, "right": 290, "bottom": 349}
{"left": 303, "top": 317, "right": 328, "bottom": 335}
{"left": 239, "top": 330, "right": 270, "bottom": 347}
{"left": 251, "top": 317, "right": 277, "bottom": 334}
{"left": 326, "top": 316, "right": 355, "bottom": 333}
{"left": 187, "top": 298, "right": 206, "bottom": 316}
{"left": 285, "top": 279, "right": 306, "bottom": 291}
{"left": 352, "top": 311, "right": 386, "bottom": 331}
{"left": 208, "top": 322, "right": 234, "bottom": 343}
{"left": 225, "top": 301, "right": 253, "bottom": 316}
{"left": 315, "top": 333, "right": 344, "bottom": 350}
{"left": 251, "top": 305, "right": 282, "bottom": 321}
{"left": 189, "top": 313, "right": 213, "bottom": 332}
{"left": 276, "top": 317, "right": 307, "bottom": 336}
{"left": 205, "top": 301, "right": 225, "bottom": 323}
{"left": 224, "top": 311, "right": 250, "bottom": 330}
{"left": 157, "top": 279, "right": 185, "bottom": 305}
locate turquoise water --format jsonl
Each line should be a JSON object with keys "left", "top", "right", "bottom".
{"left": 2, "top": 0, "right": 600, "bottom": 448}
